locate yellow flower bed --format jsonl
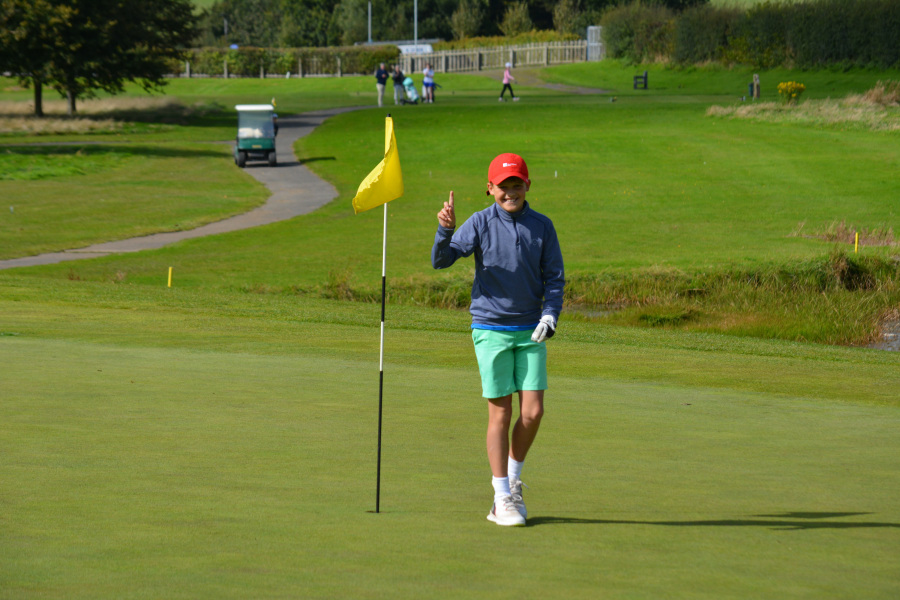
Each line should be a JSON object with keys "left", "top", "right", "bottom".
{"left": 778, "top": 81, "right": 806, "bottom": 104}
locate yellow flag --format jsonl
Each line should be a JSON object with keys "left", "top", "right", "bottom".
{"left": 352, "top": 116, "right": 404, "bottom": 214}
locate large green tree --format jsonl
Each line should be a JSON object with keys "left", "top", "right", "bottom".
{"left": 280, "top": 0, "right": 342, "bottom": 47}
{"left": 0, "top": 0, "right": 197, "bottom": 116}
{"left": 0, "top": 0, "right": 73, "bottom": 116}
{"left": 195, "top": 0, "right": 281, "bottom": 47}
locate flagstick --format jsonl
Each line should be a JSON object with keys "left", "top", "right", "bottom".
{"left": 376, "top": 201, "right": 388, "bottom": 513}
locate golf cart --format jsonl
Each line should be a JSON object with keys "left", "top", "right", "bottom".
{"left": 234, "top": 104, "right": 277, "bottom": 167}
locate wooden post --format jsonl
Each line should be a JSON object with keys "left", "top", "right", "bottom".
{"left": 298, "top": 57, "right": 304, "bottom": 78}
{"left": 753, "top": 74, "right": 760, "bottom": 99}
{"left": 260, "top": 64, "right": 264, "bottom": 79}
{"left": 337, "top": 56, "right": 342, "bottom": 77}
{"left": 224, "top": 59, "right": 228, "bottom": 79}
{"left": 544, "top": 45, "right": 549, "bottom": 66}
{"left": 185, "top": 60, "right": 191, "bottom": 78}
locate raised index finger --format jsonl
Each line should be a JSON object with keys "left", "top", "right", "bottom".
{"left": 448, "top": 191, "right": 454, "bottom": 209}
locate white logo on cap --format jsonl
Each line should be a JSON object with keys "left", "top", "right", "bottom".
{"left": 502, "top": 162, "right": 517, "bottom": 167}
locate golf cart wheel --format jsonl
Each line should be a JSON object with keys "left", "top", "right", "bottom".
{"left": 268, "top": 152, "right": 277, "bottom": 167}
{"left": 236, "top": 151, "right": 247, "bottom": 168}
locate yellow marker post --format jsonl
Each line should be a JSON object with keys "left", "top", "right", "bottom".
{"left": 854, "top": 232, "right": 859, "bottom": 254}
{"left": 168, "top": 267, "right": 173, "bottom": 287}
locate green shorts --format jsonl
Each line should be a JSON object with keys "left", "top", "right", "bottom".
{"left": 472, "top": 329, "right": 547, "bottom": 399}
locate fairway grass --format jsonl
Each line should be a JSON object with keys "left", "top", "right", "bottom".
{"left": 4, "top": 67, "right": 896, "bottom": 343}
{"left": 2, "top": 63, "right": 899, "bottom": 598}
{"left": 1, "top": 288, "right": 899, "bottom": 599}
{"left": 0, "top": 143, "right": 268, "bottom": 259}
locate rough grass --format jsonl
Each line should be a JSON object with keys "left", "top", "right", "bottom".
{"left": 853, "top": 80, "right": 900, "bottom": 107}
{"left": 791, "top": 220, "right": 897, "bottom": 247}
{"left": 707, "top": 80, "right": 900, "bottom": 132}
{"left": 242, "top": 250, "right": 899, "bottom": 346}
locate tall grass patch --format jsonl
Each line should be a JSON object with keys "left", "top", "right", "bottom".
{"left": 0, "top": 97, "right": 223, "bottom": 136}
{"left": 233, "top": 250, "right": 900, "bottom": 345}
{"left": 565, "top": 250, "right": 900, "bottom": 345}
{"left": 708, "top": 80, "right": 900, "bottom": 132}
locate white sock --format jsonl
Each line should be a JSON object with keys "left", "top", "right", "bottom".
{"left": 508, "top": 457, "right": 524, "bottom": 483}
{"left": 492, "top": 476, "right": 511, "bottom": 501}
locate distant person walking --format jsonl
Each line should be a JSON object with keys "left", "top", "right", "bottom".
{"left": 375, "top": 63, "right": 389, "bottom": 107}
{"left": 499, "top": 62, "right": 519, "bottom": 102}
{"left": 391, "top": 65, "right": 405, "bottom": 105}
{"left": 423, "top": 63, "right": 435, "bottom": 103}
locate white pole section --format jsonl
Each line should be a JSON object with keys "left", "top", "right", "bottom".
{"left": 380, "top": 202, "right": 387, "bottom": 372}
{"left": 375, "top": 201, "right": 388, "bottom": 513}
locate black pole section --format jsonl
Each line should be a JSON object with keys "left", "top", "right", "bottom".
{"left": 376, "top": 271, "right": 386, "bottom": 513}
{"left": 376, "top": 115, "right": 391, "bottom": 514}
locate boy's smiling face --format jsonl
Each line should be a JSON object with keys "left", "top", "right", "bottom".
{"left": 488, "top": 176, "right": 528, "bottom": 214}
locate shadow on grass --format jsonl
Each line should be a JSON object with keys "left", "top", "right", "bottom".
{"left": 238, "top": 154, "right": 336, "bottom": 170}
{"left": 298, "top": 156, "right": 336, "bottom": 165}
{"left": 0, "top": 144, "right": 228, "bottom": 159}
{"left": 528, "top": 512, "right": 900, "bottom": 531}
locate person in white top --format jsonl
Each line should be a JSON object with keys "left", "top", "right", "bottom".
{"left": 422, "top": 63, "right": 435, "bottom": 103}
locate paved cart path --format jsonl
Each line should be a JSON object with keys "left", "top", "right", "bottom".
{"left": 0, "top": 107, "right": 363, "bottom": 270}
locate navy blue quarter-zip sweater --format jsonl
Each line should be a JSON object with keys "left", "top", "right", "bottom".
{"left": 431, "top": 201, "right": 565, "bottom": 329}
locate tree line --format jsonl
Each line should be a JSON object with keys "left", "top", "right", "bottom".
{"left": 194, "top": 0, "right": 705, "bottom": 49}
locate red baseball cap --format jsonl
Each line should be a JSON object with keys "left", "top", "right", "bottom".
{"left": 488, "top": 153, "right": 530, "bottom": 187}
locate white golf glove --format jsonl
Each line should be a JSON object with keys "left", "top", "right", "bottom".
{"left": 531, "top": 315, "right": 557, "bottom": 343}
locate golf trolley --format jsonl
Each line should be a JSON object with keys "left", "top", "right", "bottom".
{"left": 234, "top": 104, "right": 278, "bottom": 168}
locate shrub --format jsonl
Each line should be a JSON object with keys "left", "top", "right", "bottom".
{"left": 601, "top": 1, "right": 675, "bottom": 63}
{"left": 727, "top": 2, "right": 790, "bottom": 69}
{"left": 777, "top": 81, "right": 806, "bottom": 104}
{"left": 499, "top": 2, "right": 534, "bottom": 37}
{"left": 674, "top": 4, "right": 741, "bottom": 64}
{"left": 553, "top": 0, "right": 582, "bottom": 36}
{"left": 723, "top": 0, "right": 900, "bottom": 69}
{"left": 450, "top": 0, "right": 485, "bottom": 40}
{"left": 788, "top": 0, "right": 900, "bottom": 68}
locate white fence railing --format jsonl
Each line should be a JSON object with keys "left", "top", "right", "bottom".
{"left": 170, "top": 36, "right": 605, "bottom": 79}
{"left": 399, "top": 41, "right": 593, "bottom": 75}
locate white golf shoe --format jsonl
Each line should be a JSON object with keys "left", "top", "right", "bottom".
{"left": 487, "top": 494, "right": 526, "bottom": 526}
{"left": 509, "top": 478, "right": 528, "bottom": 519}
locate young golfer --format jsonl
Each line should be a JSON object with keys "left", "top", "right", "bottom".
{"left": 431, "top": 153, "right": 565, "bottom": 526}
